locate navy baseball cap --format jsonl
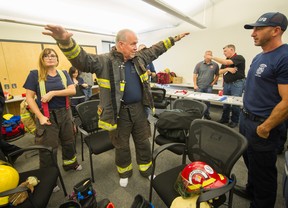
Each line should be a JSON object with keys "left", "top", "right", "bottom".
{"left": 244, "top": 12, "right": 287, "bottom": 31}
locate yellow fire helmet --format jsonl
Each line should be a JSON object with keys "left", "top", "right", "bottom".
{"left": 3, "top": 113, "right": 14, "bottom": 121}
{"left": 0, "top": 160, "right": 19, "bottom": 206}
{"left": 171, "top": 195, "right": 211, "bottom": 208}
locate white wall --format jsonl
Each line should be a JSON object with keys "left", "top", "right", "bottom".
{"left": 139, "top": 0, "right": 288, "bottom": 84}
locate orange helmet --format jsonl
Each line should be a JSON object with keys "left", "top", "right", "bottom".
{"left": 174, "top": 161, "right": 228, "bottom": 198}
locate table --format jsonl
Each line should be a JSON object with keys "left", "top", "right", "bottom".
{"left": 161, "top": 87, "right": 243, "bottom": 107}
{"left": 4, "top": 95, "right": 25, "bottom": 114}
{"left": 169, "top": 83, "right": 223, "bottom": 91}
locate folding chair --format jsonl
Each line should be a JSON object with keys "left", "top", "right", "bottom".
{"left": 76, "top": 100, "right": 114, "bottom": 182}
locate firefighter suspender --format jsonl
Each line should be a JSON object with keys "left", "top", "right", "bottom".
{"left": 39, "top": 70, "right": 69, "bottom": 118}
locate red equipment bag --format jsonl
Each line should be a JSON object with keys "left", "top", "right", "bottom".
{"left": 157, "top": 72, "right": 170, "bottom": 84}
{"left": 1, "top": 115, "right": 25, "bottom": 141}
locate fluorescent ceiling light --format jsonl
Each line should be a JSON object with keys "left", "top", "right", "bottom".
{"left": 0, "top": 0, "right": 211, "bottom": 35}
{"left": 142, "top": 0, "right": 206, "bottom": 29}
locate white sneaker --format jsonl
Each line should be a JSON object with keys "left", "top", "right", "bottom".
{"left": 148, "top": 175, "right": 156, "bottom": 180}
{"left": 119, "top": 178, "right": 129, "bottom": 187}
{"left": 75, "top": 164, "right": 83, "bottom": 171}
{"left": 53, "top": 185, "right": 60, "bottom": 193}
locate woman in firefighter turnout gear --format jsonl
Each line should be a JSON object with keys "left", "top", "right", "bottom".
{"left": 43, "top": 25, "right": 189, "bottom": 187}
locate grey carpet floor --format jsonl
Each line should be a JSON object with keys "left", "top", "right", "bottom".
{"left": 10, "top": 105, "right": 287, "bottom": 208}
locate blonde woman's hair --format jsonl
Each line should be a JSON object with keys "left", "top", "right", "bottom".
{"left": 38, "top": 48, "right": 59, "bottom": 81}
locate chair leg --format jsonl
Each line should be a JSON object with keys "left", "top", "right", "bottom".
{"left": 181, "top": 151, "right": 187, "bottom": 164}
{"left": 151, "top": 123, "right": 157, "bottom": 152}
{"left": 228, "top": 189, "right": 234, "bottom": 208}
{"left": 89, "top": 149, "right": 95, "bottom": 183}
{"left": 81, "top": 133, "right": 84, "bottom": 161}
{"left": 58, "top": 168, "right": 68, "bottom": 196}
{"left": 149, "top": 165, "right": 156, "bottom": 203}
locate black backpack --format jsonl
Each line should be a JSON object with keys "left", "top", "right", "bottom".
{"left": 156, "top": 108, "right": 202, "bottom": 142}
{"left": 130, "top": 195, "right": 153, "bottom": 208}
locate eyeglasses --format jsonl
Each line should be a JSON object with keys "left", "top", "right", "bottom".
{"left": 43, "top": 54, "right": 57, "bottom": 60}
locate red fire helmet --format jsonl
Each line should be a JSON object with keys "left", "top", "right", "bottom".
{"left": 174, "top": 161, "right": 228, "bottom": 198}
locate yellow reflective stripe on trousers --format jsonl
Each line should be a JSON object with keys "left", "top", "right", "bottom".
{"left": 117, "top": 163, "right": 133, "bottom": 174}
{"left": 139, "top": 161, "right": 152, "bottom": 172}
{"left": 97, "top": 78, "right": 111, "bottom": 89}
{"left": 98, "top": 120, "right": 117, "bottom": 131}
{"left": 63, "top": 44, "right": 81, "bottom": 60}
{"left": 63, "top": 156, "right": 77, "bottom": 165}
{"left": 163, "top": 38, "right": 172, "bottom": 49}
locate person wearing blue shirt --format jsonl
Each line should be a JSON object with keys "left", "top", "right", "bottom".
{"left": 23, "top": 48, "right": 82, "bottom": 183}
{"left": 234, "top": 12, "right": 288, "bottom": 208}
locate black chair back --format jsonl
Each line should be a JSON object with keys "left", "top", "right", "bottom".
{"left": 187, "top": 119, "right": 248, "bottom": 176}
{"left": 76, "top": 100, "right": 100, "bottom": 133}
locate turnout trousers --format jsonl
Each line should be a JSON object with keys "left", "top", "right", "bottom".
{"left": 35, "top": 107, "right": 78, "bottom": 168}
{"left": 109, "top": 102, "right": 152, "bottom": 178}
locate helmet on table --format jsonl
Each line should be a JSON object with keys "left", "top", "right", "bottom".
{"left": 0, "top": 160, "right": 19, "bottom": 206}
{"left": 174, "top": 161, "right": 228, "bottom": 198}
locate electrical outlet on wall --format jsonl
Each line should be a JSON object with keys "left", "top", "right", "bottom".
{"left": 4, "top": 84, "right": 9, "bottom": 89}
{"left": 12, "top": 83, "right": 17, "bottom": 88}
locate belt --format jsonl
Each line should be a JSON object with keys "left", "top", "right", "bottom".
{"left": 120, "top": 101, "right": 142, "bottom": 109}
{"left": 242, "top": 108, "right": 266, "bottom": 122}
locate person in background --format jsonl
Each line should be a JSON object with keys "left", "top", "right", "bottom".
{"left": 234, "top": 12, "right": 288, "bottom": 208}
{"left": 0, "top": 82, "right": 22, "bottom": 163}
{"left": 193, "top": 50, "right": 219, "bottom": 120}
{"left": 69, "top": 66, "right": 88, "bottom": 107}
{"left": 43, "top": 24, "right": 189, "bottom": 187}
{"left": 138, "top": 44, "right": 157, "bottom": 83}
{"left": 79, "top": 72, "right": 94, "bottom": 101}
{"left": 23, "top": 48, "right": 82, "bottom": 188}
{"left": 207, "top": 44, "right": 245, "bottom": 128}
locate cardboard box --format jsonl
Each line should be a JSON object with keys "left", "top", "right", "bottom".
{"left": 173, "top": 77, "right": 183, "bottom": 84}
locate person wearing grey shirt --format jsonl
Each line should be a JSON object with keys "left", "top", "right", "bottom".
{"left": 79, "top": 72, "right": 94, "bottom": 100}
{"left": 193, "top": 50, "right": 219, "bottom": 120}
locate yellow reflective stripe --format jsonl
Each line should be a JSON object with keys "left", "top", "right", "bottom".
{"left": 187, "top": 178, "right": 216, "bottom": 190}
{"left": 139, "top": 161, "right": 152, "bottom": 172}
{"left": 63, "top": 156, "right": 77, "bottom": 165}
{"left": 98, "top": 120, "right": 117, "bottom": 131}
{"left": 97, "top": 78, "right": 111, "bottom": 89}
{"left": 39, "top": 70, "right": 67, "bottom": 97}
{"left": 25, "top": 126, "right": 36, "bottom": 133}
{"left": 120, "top": 82, "right": 125, "bottom": 91}
{"left": 63, "top": 44, "right": 81, "bottom": 60}
{"left": 117, "top": 163, "right": 133, "bottom": 174}
{"left": 21, "top": 113, "right": 31, "bottom": 119}
{"left": 163, "top": 38, "right": 172, "bottom": 49}
{"left": 39, "top": 80, "right": 46, "bottom": 97}
{"left": 218, "top": 174, "right": 225, "bottom": 180}
{"left": 140, "top": 72, "right": 149, "bottom": 83}
{"left": 152, "top": 107, "right": 156, "bottom": 115}
{"left": 57, "top": 69, "right": 67, "bottom": 88}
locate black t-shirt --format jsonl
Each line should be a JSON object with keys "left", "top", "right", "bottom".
{"left": 221, "top": 54, "right": 245, "bottom": 83}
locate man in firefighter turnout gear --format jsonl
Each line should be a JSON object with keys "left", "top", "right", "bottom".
{"left": 43, "top": 25, "right": 189, "bottom": 187}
